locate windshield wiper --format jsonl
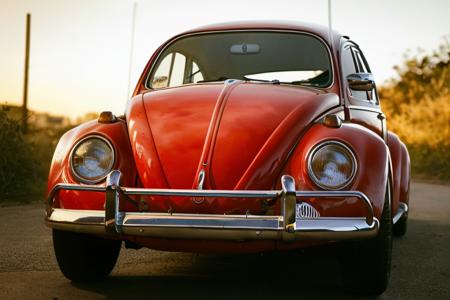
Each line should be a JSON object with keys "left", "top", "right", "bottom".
{"left": 197, "top": 76, "right": 229, "bottom": 83}
{"left": 291, "top": 70, "right": 330, "bottom": 87}
{"left": 243, "top": 76, "right": 280, "bottom": 84}
{"left": 290, "top": 80, "right": 316, "bottom": 86}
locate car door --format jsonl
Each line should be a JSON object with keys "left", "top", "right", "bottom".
{"left": 341, "top": 42, "right": 386, "bottom": 141}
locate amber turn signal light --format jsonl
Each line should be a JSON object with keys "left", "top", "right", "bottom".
{"left": 322, "top": 114, "right": 342, "bottom": 128}
{"left": 98, "top": 111, "right": 117, "bottom": 124}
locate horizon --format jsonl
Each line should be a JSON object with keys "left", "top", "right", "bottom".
{"left": 1, "top": 0, "right": 449, "bottom": 120}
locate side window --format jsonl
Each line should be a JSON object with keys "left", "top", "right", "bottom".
{"left": 191, "top": 62, "right": 204, "bottom": 83}
{"left": 151, "top": 53, "right": 172, "bottom": 88}
{"left": 341, "top": 46, "right": 367, "bottom": 100}
{"left": 353, "top": 49, "right": 378, "bottom": 103}
{"left": 353, "top": 49, "right": 369, "bottom": 73}
{"left": 169, "top": 53, "right": 186, "bottom": 86}
{"left": 150, "top": 52, "right": 204, "bottom": 89}
{"left": 341, "top": 46, "right": 357, "bottom": 77}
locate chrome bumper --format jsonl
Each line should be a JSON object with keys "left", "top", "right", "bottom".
{"left": 45, "top": 170, "right": 379, "bottom": 241}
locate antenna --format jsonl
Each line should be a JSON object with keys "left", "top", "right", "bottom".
{"left": 126, "top": 2, "right": 138, "bottom": 99}
{"left": 328, "top": 0, "right": 333, "bottom": 50}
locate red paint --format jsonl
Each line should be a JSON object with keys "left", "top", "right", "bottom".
{"left": 47, "top": 21, "right": 410, "bottom": 253}
{"left": 47, "top": 119, "right": 137, "bottom": 211}
{"left": 132, "top": 81, "right": 338, "bottom": 214}
{"left": 283, "top": 123, "right": 389, "bottom": 219}
{"left": 388, "top": 131, "right": 411, "bottom": 212}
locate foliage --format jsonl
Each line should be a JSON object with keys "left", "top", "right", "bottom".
{"left": 0, "top": 106, "right": 39, "bottom": 202}
{"left": 379, "top": 39, "right": 450, "bottom": 181}
{"left": 75, "top": 112, "right": 98, "bottom": 124}
{"left": 0, "top": 106, "right": 76, "bottom": 203}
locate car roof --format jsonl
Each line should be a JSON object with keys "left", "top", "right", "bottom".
{"left": 180, "top": 20, "right": 344, "bottom": 49}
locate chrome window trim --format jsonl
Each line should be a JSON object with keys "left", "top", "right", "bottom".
{"left": 144, "top": 29, "right": 335, "bottom": 90}
{"left": 347, "top": 104, "right": 382, "bottom": 114}
{"left": 69, "top": 135, "right": 116, "bottom": 185}
{"left": 307, "top": 140, "right": 358, "bottom": 191}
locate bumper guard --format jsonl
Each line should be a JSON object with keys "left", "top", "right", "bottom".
{"left": 45, "top": 170, "right": 379, "bottom": 241}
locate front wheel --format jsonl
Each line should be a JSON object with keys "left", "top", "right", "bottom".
{"left": 340, "top": 183, "right": 393, "bottom": 295}
{"left": 53, "top": 229, "right": 121, "bottom": 282}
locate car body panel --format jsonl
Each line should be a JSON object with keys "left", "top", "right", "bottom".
{"left": 388, "top": 131, "right": 411, "bottom": 215}
{"left": 48, "top": 120, "right": 137, "bottom": 211}
{"left": 283, "top": 122, "right": 389, "bottom": 219}
{"left": 46, "top": 20, "right": 410, "bottom": 254}
{"left": 128, "top": 80, "right": 339, "bottom": 215}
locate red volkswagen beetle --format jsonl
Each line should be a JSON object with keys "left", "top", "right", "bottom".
{"left": 46, "top": 21, "right": 410, "bottom": 295}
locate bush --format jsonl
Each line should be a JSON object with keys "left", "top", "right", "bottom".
{"left": 380, "top": 39, "right": 450, "bottom": 181}
{"left": 0, "top": 106, "right": 40, "bottom": 202}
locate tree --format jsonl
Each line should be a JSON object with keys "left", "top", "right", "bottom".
{"left": 379, "top": 39, "right": 450, "bottom": 180}
{"left": 0, "top": 106, "right": 39, "bottom": 201}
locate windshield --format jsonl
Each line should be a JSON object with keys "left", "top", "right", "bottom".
{"left": 148, "top": 31, "right": 332, "bottom": 89}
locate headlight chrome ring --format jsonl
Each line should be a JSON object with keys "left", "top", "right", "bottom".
{"left": 307, "top": 140, "right": 357, "bottom": 190}
{"left": 69, "top": 135, "right": 115, "bottom": 184}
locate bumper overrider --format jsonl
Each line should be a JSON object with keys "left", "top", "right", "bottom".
{"left": 45, "top": 170, "right": 379, "bottom": 241}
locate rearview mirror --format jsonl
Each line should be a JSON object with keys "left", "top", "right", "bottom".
{"left": 347, "top": 73, "right": 375, "bottom": 91}
{"left": 230, "top": 43, "right": 260, "bottom": 54}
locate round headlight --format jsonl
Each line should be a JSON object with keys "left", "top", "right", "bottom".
{"left": 307, "top": 141, "right": 357, "bottom": 190}
{"left": 70, "top": 136, "right": 115, "bottom": 183}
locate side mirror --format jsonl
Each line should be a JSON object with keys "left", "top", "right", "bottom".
{"left": 347, "top": 73, "right": 375, "bottom": 91}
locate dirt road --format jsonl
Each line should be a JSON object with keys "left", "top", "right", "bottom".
{"left": 0, "top": 181, "right": 449, "bottom": 299}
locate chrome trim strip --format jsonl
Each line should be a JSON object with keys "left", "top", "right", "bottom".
{"left": 47, "top": 184, "right": 279, "bottom": 204}
{"left": 295, "top": 190, "right": 373, "bottom": 225}
{"left": 46, "top": 170, "right": 378, "bottom": 241}
{"left": 281, "top": 175, "right": 296, "bottom": 231}
{"left": 393, "top": 202, "right": 408, "bottom": 224}
{"left": 197, "top": 169, "right": 205, "bottom": 190}
{"left": 121, "top": 213, "right": 282, "bottom": 230}
{"left": 105, "top": 170, "right": 122, "bottom": 233}
{"left": 347, "top": 105, "right": 382, "bottom": 114}
{"left": 47, "top": 209, "right": 105, "bottom": 224}
{"left": 293, "top": 218, "right": 379, "bottom": 240}
{"left": 46, "top": 183, "right": 106, "bottom": 213}
{"left": 46, "top": 209, "right": 378, "bottom": 241}
{"left": 121, "top": 187, "right": 280, "bottom": 198}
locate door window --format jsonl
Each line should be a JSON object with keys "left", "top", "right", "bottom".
{"left": 352, "top": 48, "right": 378, "bottom": 103}
{"left": 150, "top": 52, "right": 204, "bottom": 88}
{"left": 341, "top": 45, "right": 367, "bottom": 100}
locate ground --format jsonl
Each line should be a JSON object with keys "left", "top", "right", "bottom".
{"left": 0, "top": 181, "right": 449, "bottom": 299}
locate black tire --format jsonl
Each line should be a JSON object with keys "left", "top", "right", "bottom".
{"left": 53, "top": 229, "right": 121, "bottom": 282}
{"left": 393, "top": 212, "right": 408, "bottom": 236}
{"left": 340, "top": 183, "right": 392, "bottom": 295}
{"left": 394, "top": 179, "right": 410, "bottom": 237}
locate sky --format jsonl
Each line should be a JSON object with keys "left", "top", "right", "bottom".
{"left": 1, "top": 0, "right": 449, "bottom": 119}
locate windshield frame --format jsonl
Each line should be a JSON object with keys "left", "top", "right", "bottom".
{"left": 144, "top": 29, "right": 335, "bottom": 90}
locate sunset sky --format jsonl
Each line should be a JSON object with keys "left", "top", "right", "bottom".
{"left": 1, "top": 0, "right": 449, "bottom": 119}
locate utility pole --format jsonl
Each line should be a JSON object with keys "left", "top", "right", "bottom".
{"left": 22, "top": 13, "right": 31, "bottom": 133}
{"left": 126, "top": 2, "right": 137, "bottom": 99}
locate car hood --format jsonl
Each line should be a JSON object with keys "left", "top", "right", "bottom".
{"left": 129, "top": 81, "right": 339, "bottom": 194}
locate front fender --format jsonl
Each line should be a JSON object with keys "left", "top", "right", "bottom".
{"left": 282, "top": 122, "right": 390, "bottom": 219}
{"left": 47, "top": 119, "right": 137, "bottom": 210}
{"left": 387, "top": 131, "right": 411, "bottom": 215}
